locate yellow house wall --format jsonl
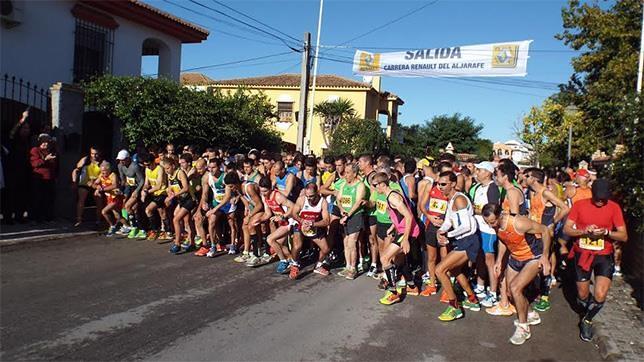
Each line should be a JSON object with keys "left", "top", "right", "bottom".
{"left": 210, "top": 85, "right": 370, "bottom": 155}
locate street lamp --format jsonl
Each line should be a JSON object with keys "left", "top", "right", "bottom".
{"left": 564, "top": 104, "right": 578, "bottom": 168}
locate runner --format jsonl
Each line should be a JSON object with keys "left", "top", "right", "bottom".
{"left": 434, "top": 171, "right": 481, "bottom": 321}
{"left": 487, "top": 160, "right": 526, "bottom": 316}
{"left": 335, "top": 162, "right": 366, "bottom": 280}
{"left": 140, "top": 153, "right": 167, "bottom": 240}
{"left": 115, "top": 150, "right": 145, "bottom": 239}
{"left": 371, "top": 172, "right": 421, "bottom": 305}
{"left": 289, "top": 183, "right": 331, "bottom": 279}
{"left": 320, "top": 156, "right": 347, "bottom": 266}
{"left": 203, "top": 158, "right": 237, "bottom": 257}
{"left": 272, "top": 160, "right": 297, "bottom": 201}
{"left": 162, "top": 157, "right": 195, "bottom": 254}
{"left": 189, "top": 158, "right": 207, "bottom": 249}
{"left": 72, "top": 147, "right": 103, "bottom": 227}
{"left": 257, "top": 176, "right": 296, "bottom": 272}
{"left": 524, "top": 167, "right": 570, "bottom": 312}
{"left": 235, "top": 170, "right": 265, "bottom": 263}
{"left": 482, "top": 203, "right": 551, "bottom": 345}
{"left": 242, "top": 158, "right": 261, "bottom": 183}
{"left": 298, "top": 156, "right": 320, "bottom": 188}
{"left": 469, "top": 161, "right": 502, "bottom": 307}
{"left": 358, "top": 153, "right": 379, "bottom": 277}
{"left": 93, "top": 161, "right": 123, "bottom": 236}
{"left": 399, "top": 159, "right": 418, "bottom": 207}
{"left": 563, "top": 179, "right": 628, "bottom": 342}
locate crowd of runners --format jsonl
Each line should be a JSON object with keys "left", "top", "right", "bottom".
{"left": 73, "top": 144, "right": 628, "bottom": 346}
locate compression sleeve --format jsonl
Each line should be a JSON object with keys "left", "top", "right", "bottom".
{"left": 447, "top": 209, "right": 475, "bottom": 238}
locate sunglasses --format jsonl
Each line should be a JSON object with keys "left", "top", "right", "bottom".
{"left": 438, "top": 182, "right": 449, "bottom": 187}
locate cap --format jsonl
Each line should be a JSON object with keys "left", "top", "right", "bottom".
{"left": 474, "top": 161, "right": 496, "bottom": 174}
{"left": 592, "top": 179, "right": 611, "bottom": 200}
{"left": 576, "top": 169, "right": 590, "bottom": 178}
{"left": 116, "top": 149, "right": 130, "bottom": 160}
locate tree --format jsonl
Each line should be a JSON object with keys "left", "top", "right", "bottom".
{"left": 474, "top": 138, "right": 494, "bottom": 161}
{"left": 82, "top": 75, "right": 281, "bottom": 151}
{"left": 422, "top": 113, "right": 488, "bottom": 156}
{"left": 329, "top": 118, "right": 388, "bottom": 156}
{"left": 313, "top": 98, "right": 356, "bottom": 147}
{"left": 389, "top": 124, "right": 425, "bottom": 157}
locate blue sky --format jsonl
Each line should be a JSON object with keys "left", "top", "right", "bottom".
{"left": 143, "top": 0, "right": 580, "bottom": 143}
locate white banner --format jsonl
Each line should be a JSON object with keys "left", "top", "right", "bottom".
{"left": 353, "top": 40, "right": 532, "bottom": 77}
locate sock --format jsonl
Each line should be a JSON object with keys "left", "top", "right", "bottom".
{"left": 401, "top": 262, "right": 414, "bottom": 286}
{"left": 449, "top": 299, "right": 459, "bottom": 308}
{"left": 584, "top": 297, "right": 604, "bottom": 321}
{"left": 359, "top": 257, "right": 364, "bottom": 265}
{"left": 490, "top": 291, "right": 497, "bottom": 298}
{"left": 476, "top": 283, "right": 485, "bottom": 291}
{"left": 128, "top": 213, "right": 138, "bottom": 228}
{"left": 251, "top": 234, "right": 260, "bottom": 257}
{"left": 371, "top": 262, "right": 377, "bottom": 267}
{"left": 517, "top": 322, "right": 529, "bottom": 331}
{"left": 577, "top": 295, "right": 591, "bottom": 311}
{"left": 540, "top": 275, "right": 552, "bottom": 297}
{"left": 384, "top": 265, "right": 398, "bottom": 293}
{"left": 316, "top": 261, "right": 323, "bottom": 268}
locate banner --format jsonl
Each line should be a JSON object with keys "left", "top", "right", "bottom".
{"left": 353, "top": 40, "right": 532, "bottom": 77}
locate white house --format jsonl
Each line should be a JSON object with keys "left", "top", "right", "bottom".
{"left": 493, "top": 139, "right": 534, "bottom": 165}
{"left": 1, "top": 0, "right": 208, "bottom": 92}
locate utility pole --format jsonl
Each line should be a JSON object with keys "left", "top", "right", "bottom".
{"left": 296, "top": 32, "right": 311, "bottom": 152}
{"left": 305, "top": 0, "right": 325, "bottom": 155}
{"left": 637, "top": 0, "right": 643, "bottom": 94}
{"left": 565, "top": 105, "right": 577, "bottom": 168}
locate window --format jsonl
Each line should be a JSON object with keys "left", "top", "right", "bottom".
{"left": 277, "top": 101, "right": 293, "bottom": 122}
{"left": 73, "top": 19, "right": 114, "bottom": 83}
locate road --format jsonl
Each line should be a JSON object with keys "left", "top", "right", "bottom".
{"left": 1, "top": 235, "right": 602, "bottom": 361}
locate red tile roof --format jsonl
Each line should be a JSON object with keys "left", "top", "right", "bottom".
{"left": 180, "top": 73, "right": 215, "bottom": 86}
{"left": 210, "top": 74, "right": 372, "bottom": 88}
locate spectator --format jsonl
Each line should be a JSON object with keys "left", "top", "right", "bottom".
{"left": 4, "top": 109, "right": 32, "bottom": 223}
{"left": 30, "top": 133, "right": 58, "bottom": 222}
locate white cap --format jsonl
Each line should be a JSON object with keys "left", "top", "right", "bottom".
{"left": 116, "top": 149, "right": 130, "bottom": 160}
{"left": 474, "top": 161, "right": 496, "bottom": 174}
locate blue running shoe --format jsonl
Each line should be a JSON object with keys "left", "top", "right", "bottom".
{"left": 276, "top": 260, "right": 289, "bottom": 274}
{"left": 169, "top": 244, "right": 181, "bottom": 254}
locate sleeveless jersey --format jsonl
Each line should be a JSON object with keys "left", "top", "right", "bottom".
{"left": 145, "top": 165, "right": 166, "bottom": 196}
{"left": 498, "top": 215, "right": 542, "bottom": 261}
{"left": 339, "top": 180, "right": 362, "bottom": 215}
{"left": 299, "top": 196, "right": 324, "bottom": 237}
{"left": 99, "top": 173, "right": 120, "bottom": 203}
{"left": 386, "top": 191, "right": 420, "bottom": 237}
{"left": 571, "top": 186, "right": 592, "bottom": 205}
{"left": 427, "top": 186, "right": 449, "bottom": 219}
{"left": 208, "top": 172, "right": 226, "bottom": 206}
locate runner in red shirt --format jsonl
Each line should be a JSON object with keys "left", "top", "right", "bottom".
{"left": 563, "top": 179, "right": 628, "bottom": 342}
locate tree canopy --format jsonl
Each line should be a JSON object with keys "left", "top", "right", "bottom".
{"left": 82, "top": 75, "right": 281, "bottom": 151}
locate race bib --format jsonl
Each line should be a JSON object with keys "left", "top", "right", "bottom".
{"left": 579, "top": 237, "right": 605, "bottom": 251}
{"left": 126, "top": 177, "right": 136, "bottom": 186}
{"left": 150, "top": 179, "right": 157, "bottom": 187}
{"left": 170, "top": 184, "right": 181, "bottom": 194}
{"left": 303, "top": 227, "right": 317, "bottom": 237}
{"left": 340, "top": 195, "right": 353, "bottom": 209}
{"left": 214, "top": 192, "right": 225, "bottom": 203}
{"left": 474, "top": 204, "right": 483, "bottom": 214}
{"left": 376, "top": 199, "right": 388, "bottom": 214}
{"left": 429, "top": 199, "right": 448, "bottom": 215}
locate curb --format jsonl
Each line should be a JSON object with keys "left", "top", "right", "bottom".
{"left": 594, "top": 323, "right": 622, "bottom": 361}
{"left": 0, "top": 231, "right": 97, "bottom": 249}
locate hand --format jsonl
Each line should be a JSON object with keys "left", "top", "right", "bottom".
{"left": 584, "top": 224, "right": 597, "bottom": 234}
{"left": 45, "top": 154, "right": 56, "bottom": 161}
{"left": 94, "top": 190, "right": 100, "bottom": 197}
{"left": 539, "top": 255, "right": 551, "bottom": 275}
{"left": 401, "top": 239, "right": 410, "bottom": 254}
{"left": 20, "top": 110, "right": 29, "bottom": 122}
{"left": 205, "top": 209, "right": 215, "bottom": 217}
{"left": 167, "top": 190, "right": 175, "bottom": 198}
{"left": 340, "top": 215, "right": 348, "bottom": 225}
{"left": 436, "top": 231, "right": 448, "bottom": 245}
{"left": 201, "top": 202, "right": 209, "bottom": 212}
{"left": 494, "top": 262, "right": 502, "bottom": 278}
{"left": 592, "top": 228, "right": 607, "bottom": 236}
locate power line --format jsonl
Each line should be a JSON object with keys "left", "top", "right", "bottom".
{"left": 187, "top": 0, "right": 301, "bottom": 51}
{"left": 319, "top": 44, "right": 582, "bottom": 53}
{"left": 209, "top": 0, "right": 299, "bottom": 43}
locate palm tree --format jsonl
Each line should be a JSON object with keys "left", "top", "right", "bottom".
{"left": 313, "top": 98, "right": 356, "bottom": 147}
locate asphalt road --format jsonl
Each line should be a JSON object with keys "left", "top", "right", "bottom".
{"left": 1, "top": 235, "right": 602, "bottom": 361}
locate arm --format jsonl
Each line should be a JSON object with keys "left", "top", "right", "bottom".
{"left": 276, "top": 173, "right": 295, "bottom": 198}
{"left": 544, "top": 189, "right": 569, "bottom": 224}
{"left": 200, "top": 174, "right": 210, "bottom": 210}
{"left": 133, "top": 166, "right": 145, "bottom": 195}
{"left": 315, "top": 199, "right": 330, "bottom": 228}
{"left": 209, "top": 185, "right": 233, "bottom": 214}
{"left": 102, "top": 173, "right": 119, "bottom": 192}
{"left": 319, "top": 172, "right": 335, "bottom": 196}
{"left": 290, "top": 197, "right": 304, "bottom": 224}
{"left": 391, "top": 193, "right": 413, "bottom": 244}
{"left": 406, "top": 176, "right": 417, "bottom": 202}
{"left": 30, "top": 148, "right": 45, "bottom": 169}
{"left": 456, "top": 173, "right": 465, "bottom": 191}
{"left": 494, "top": 242, "right": 508, "bottom": 277}
{"left": 345, "top": 182, "right": 366, "bottom": 217}
{"left": 175, "top": 170, "right": 190, "bottom": 197}
{"left": 248, "top": 185, "right": 264, "bottom": 219}
{"left": 445, "top": 195, "right": 476, "bottom": 238}
{"left": 507, "top": 188, "right": 522, "bottom": 215}
{"left": 419, "top": 183, "right": 433, "bottom": 221}
{"left": 521, "top": 217, "right": 551, "bottom": 275}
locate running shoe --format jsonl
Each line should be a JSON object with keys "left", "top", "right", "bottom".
{"left": 234, "top": 252, "right": 250, "bottom": 263}
{"left": 246, "top": 255, "right": 262, "bottom": 266}
{"left": 147, "top": 231, "right": 158, "bottom": 240}
{"left": 260, "top": 253, "right": 273, "bottom": 264}
{"left": 127, "top": 227, "right": 138, "bottom": 239}
{"left": 406, "top": 285, "right": 420, "bottom": 296}
{"left": 345, "top": 269, "right": 357, "bottom": 280}
{"left": 379, "top": 290, "right": 401, "bottom": 305}
{"left": 438, "top": 306, "right": 464, "bottom": 321}
{"left": 420, "top": 284, "right": 438, "bottom": 297}
{"left": 216, "top": 244, "right": 226, "bottom": 252}
{"left": 463, "top": 299, "right": 481, "bottom": 311}
{"left": 206, "top": 246, "right": 220, "bottom": 258}
{"left": 357, "top": 262, "right": 365, "bottom": 274}
{"left": 421, "top": 272, "right": 430, "bottom": 284}
{"left": 486, "top": 303, "right": 515, "bottom": 316}
{"left": 158, "top": 231, "right": 168, "bottom": 240}
{"left": 228, "top": 245, "right": 237, "bottom": 255}
{"left": 480, "top": 293, "right": 499, "bottom": 308}
{"left": 289, "top": 264, "right": 300, "bottom": 280}
{"left": 275, "top": 260, "right": 290, "bottom": 273}
{"left": 514, "top": 311, "right": 541, "bottom": 326}
{"left": 509, "top": 325, "right": 531, "bottom": 345}
{"left": 533, "top": 297, "right": 551, "bottom": 312}
{"left": 135, "top": 229, "right": 147, "bottom": 239}
{"left": 474, "top": 285, "right": 486, "bottom": 299}
{"left": 440, "top": 289, "right": 450, "bottom": 304}
{"left": 194, "top": 246, "right": 210, "bottom": 257}
{"left": 366, "top": 264, "right": 377, "bottom": 278}
{"left": 579, "top": 319, "right": 593, "bottom": 342}
{"left": 106, "top": 225, "right": 118, "bottom": 237}
{"left": 194, "top": 236, "right": 203, "bottom": 247}
{"left": 181, "top": 241, "right": 194, "bottom": 252}
{"left": 169, "top": 244, "right": 181, "bottom": 254}
{"left": 116, "top": 226, "right": 130, "bottom": 235}
{"left": 313, "top": 265, "right": 329, "bottom": 276}
{"left": 337, "top": 268, "right": 349, "bottom": 278}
